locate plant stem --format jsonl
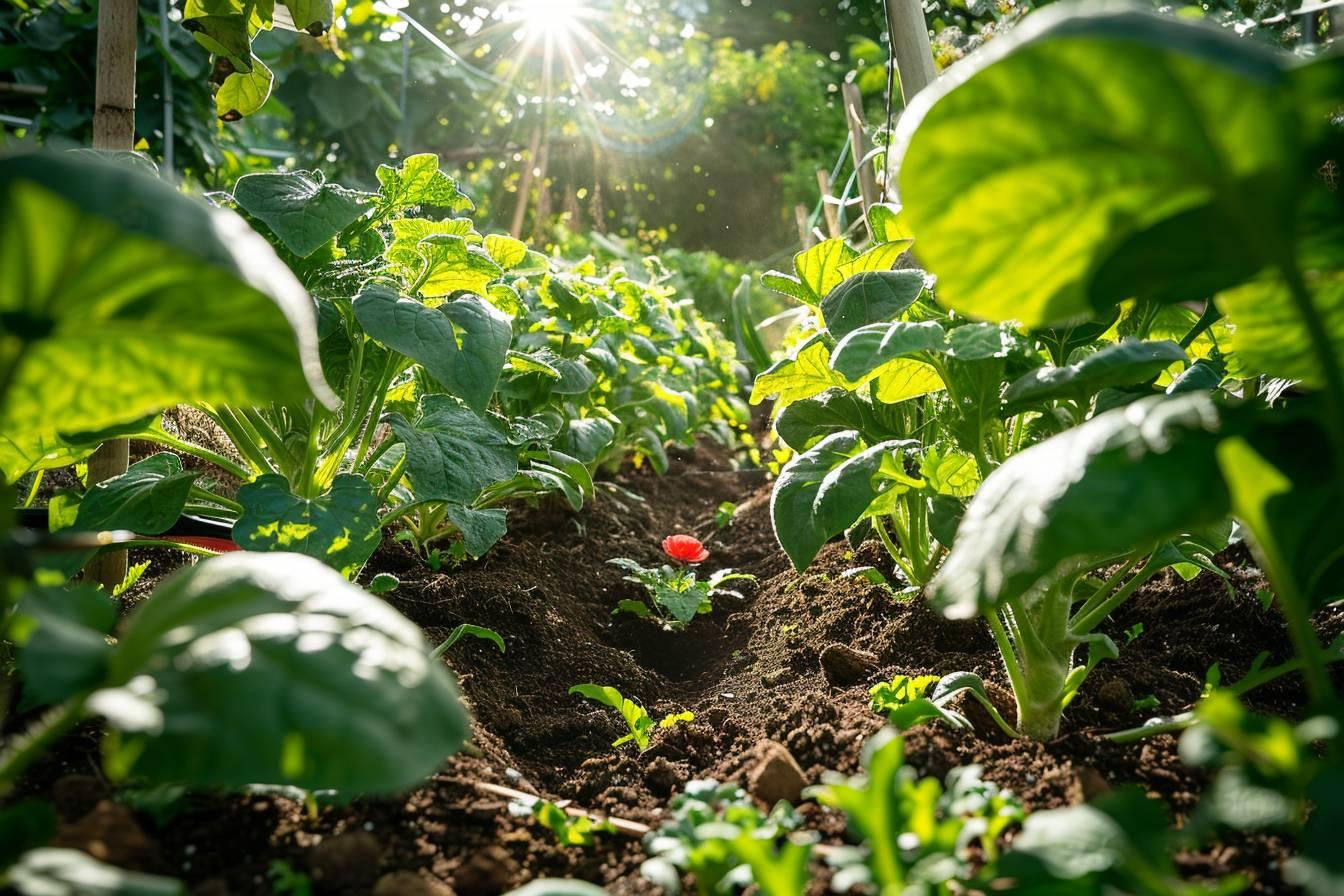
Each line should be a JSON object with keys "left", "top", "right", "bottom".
{"left": 139, "top": 430, "right": 251, "bottom": 482}
{"left": 377, "top": 455, "right": 408, "bottom": 505}
{"left": 985, "top": 610, "right": 1028, "bottom": 733}
{"left": 206, "top": 408, "right": 272, "bottom": 476}
{"left": 0, "top": 698, "right": 84, "bottom": 798}
{"left": 1070, "top": 556, "right": 1161, "bottom": 636}
{"left": 874, "top": 515, "right": 919, "bottom": 586}
{"left": 1070, "top": 555, "right": 1142, "bottom": 630}
{"left": 20, "top": 471, "right": 43, "bottom": 508}
{"left": 188, "top": 486, "right": 242, "bottom": 514}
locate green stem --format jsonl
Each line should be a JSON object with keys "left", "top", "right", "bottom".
{"left": 297, "top": 405, "right": 327, "bottom": 499}
{"left": 188, "top": 486, "right": 242, "bottom": 515}
{"left": 139, "top": 430, "right": 251, "bottom": 482}
{"left": 20, "top": 471, "right": 43, "bottom": 508}
{"left": 351, "top": 354, "right": 402, "bottom": 470}
{"left": 211, "top": 408, "right": 277, "bottom": 476}
{"left": 377, "top": 455, "right": 408, "bottom": 505}
{"left": 1277, "top": 255, "right": 1344, "bottom": 446}
{"left": 1070, "top": 557, "right": 1161, "bottom": 636}
{"left": 239, "top": 408, "right": 298, "bottom": 475}
{"left": 103, "top": 539, "right": 223, "bottom": 557}
{"left": 0, "top": 699, "right": 84, "bottom": 798}
{"left": 985, "top": 611, "right": 1028, "bottom": 735}
{"left": 874, "top": 514, "right": 919, "bottom": 586}
{"left": 1071, "top": 556, "right": 1142, "bottom": 628}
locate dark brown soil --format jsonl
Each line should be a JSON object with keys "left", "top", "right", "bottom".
{"left": 7, "top": 440, "right": 1342, "bottom": 895}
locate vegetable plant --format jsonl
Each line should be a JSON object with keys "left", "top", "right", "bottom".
{"left": 609, "top": 535, "right": 755, "bottom": 629}
{"left": 568, "top": 684, "right": 693, "bottom": 752}
{"left": 886, "top": 0, "right": 1344, "bottom": 741}
{"left": 0, "top": 154, "right": 469, "bottom": 883}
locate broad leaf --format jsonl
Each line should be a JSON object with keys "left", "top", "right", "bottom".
{"left": 775, "top": 389, "right": 880, "bottom": 452}
{"left": 1003, "top": 340, "right": 1187, "bottom": 412}
{"left": 376, "top": 154, "right": 474, "bottom": 213}
{"left": 0, "top": 153, "right": 335, "bottom": 479}
{"left": 98, "top": 552, "right": 469, "bottom": 792}
{"left": 74, "top": 453, "right": 199, "bottom": 535}
{"left": 820, "top": 270, "right": 926, "bottom": 338}
{"left": 556, "top": 417, "right": 616, "bottom": 463}
{"left": 772, "top": 432, "right": 902, "bottom": 571}
{"left": 232, "top": 170, "right": 370, "bottom": 258}
{"left": 233, "top": 474, "right": 382, "bottom": 578}
{"left": 445, "top": 505, "right": 508, "bottom": 558}
{"left": 893, "top": 4, "right": 1309, "bottom": 326}
{"left": 931, "top": 395, "right": 1229, "bottom": 618}
{"left": 216, "top": 57, "right": 274, "bottom": 120}
{"left": 388, "top": 395, "right": 519, "bottom": 505}
{"left": 354, "top": 284, "right": 510, "bottom": 414}
{"left": 1220, "top": 270, "right": 1344, "bottom": 391}
{"left": 750, "top": 335, "right": 852, "bottom": 407}
{"left": 281, "top": 0, "right": 333, "bottom": 34}
{"left": 12, "top": 584, "right": 117, "bottom": 706}
{"left": 415, "top": 236, "right": 502, "bottom": 298}
{"left": 830, "top": 321, "right": 948, "bottom": 382}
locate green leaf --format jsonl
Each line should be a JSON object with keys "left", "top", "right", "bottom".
{"left": 388, "top": 395, "right": 520, "bottom": 505}
{"left": 99, "top": 552, "right": 469, "bottom": 792}
{"left": 829, "top": 321, "right": 948, "bottom": 382}
{"left": 445, "top": 505, "right": 508, "bottom": 558}
{"left": 774, "top": 389, "right": 880, "bottom": 452}
{"left": 376, "top": 154, "right": 474, "bottom": 213}
{"left": 485, "top": 233, "right": 529, "bottom": 269}
{"left": 232, "top": 170, "right": 370, "bottom": 258}
{"left": 1217, "top": 419, "right": 1344, "bottom": 612}
{"left": 415, "top": 235, "right": 502, "bottom": 298}
{"left": 868, "top": 203, "right": 912, "bottom": 243}
{"left": 0, "top": 802, "right": 58, "bottom": 870}
{"left": 216, "top": 56, "right": 274, "bottom": 120}
{"left": 1220, "top": 270, "right": 1344, "bottom": 390}
{"left": 369, "top": 573, "right": 400, "bottom": 594}
{"left": 931, "top": 395, "right": 1229, "bottom": 618}
{"left": 750, "top": 335, "right": 852, "bottom": 407}
{"left": 7, "top": 848, "right": 183, "bottom": 896}
{"left": 820, "top": 270, "right": 926, "bottom": 339}
{"left": 280, "top": 0, "right": 333, "bottom": 35}
{"left": 233, "top": 474, "right": 382, "bottom": 579}
{"left": 893, "top": 3, "right": 1308, "bottom": 326}
{"left": 568, "top": 684, "right": 654, "bottom": 750}
{"left": 654, "top": 583, "right": 708, "bottom": 624}
{"left": 182, "top": 7, "right": 251, "bottom": 71}
{"left": 13, "top": 584, "right": 117, "bottom": 706}
{"left": 0, "top": 153, "right": 336, "bottom": 480}
{"left": 772, "top": 432, "right": 899, "bottom": 571}
{"left": 73, "top": 453, "right": 199, "bottom": 535}
{"left": 795, "top": 239, "right": 859, "bottom": 303}
{"left": 555, "top": 417, "right": 615, "bottom": 463}
{"left": 354, "top": 284, "right": 511, "bottom": 415}
{"left": 1003, "top": 340, "right": 1187, "bottom": 412}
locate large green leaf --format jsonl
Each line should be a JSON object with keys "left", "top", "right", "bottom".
{"left": 893, "top": 3, "right": 1307, "bottom": 326}
{"left": 415, "top": 235, "right": 502, "bottom": 298}
{"left": 445, "top": 505, "right": 508, "bottom": 558}
{"left": 73, "top": 453, "right": 199, "bottom": 535}
{"left": 281, "top": 0, "right": 333, "bottom": 34}
{"left": 930, "top": 394, "right": 1229, "bottom": 618}
{"left": 761, "top": 239, "right": 858, "bottom": 305}
{"left": 774, "top": 389, "right": 881, "bottom": 452}
{"left": 1217, "top": 415, "right": 1344, "bottom": 612}
{"left": 233, "top": 474, "right": 382, "bottom": 579}
{"left": 12, "top": 584, "right": 117, "bottom": 707}
{"left": 829, "top": 321, "right": 949, "bottom": 381}
{"left": 387, "top": 395, "right": 519, "bottom": 505}
{"left": 216, "top": 57, "right": 274, "bottom": 120}
{"left": 232, "top": 170, "right": 370, "bottom": 258}
{"left": 1220, "top": 269, "right": 1344, "bottom": 391}
{"left": 96, "top": 552, "right": 469, "bottom": 793}
{"left": 772, "top": 432, "right": 902, "bottom": 571}
{"left": 750, "top": 335, "right": 853, "bottom": 407}
{"left": 0, "top": 153, "right": 336, "bottom": 480}
{"left": 1002, "top": 339, "right": 1187, "bottom": 412}
{"left": 376, "top": 154, "right": 474, "bottom": 213}
{"left": 820, "top": 270, "right": 926, "bottom": 338}
{"left": 555, "top": 417, "right": 616, "bottom": 463}
{"left": 353, "top": 284, "right": 511, "bottom": 414}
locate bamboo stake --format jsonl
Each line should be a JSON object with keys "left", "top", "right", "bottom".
{"left": 795, "top": 204, "right": 815, "bottom": 249}
{"left": 884, "top": 0, "right": 938, "bottom": 104}
{"left": 85, "top": 0, "right": 138, "bottom": 591}
{"left": 816, "top": 169, "right": 840, "bottom": 239}
{"left": 841, "top": 82, "right": 880, "bottom": 236}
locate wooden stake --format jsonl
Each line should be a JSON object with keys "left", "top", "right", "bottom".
{"left": 509, "top": 124, "right": 543, "bottom": 240}
{"left": 795, "top": 204, "right": 815, "bottom": 249}
{"left": 884, "top": 0, "right": 938, "bottom": 104}
{"left": 816, "top": 169, "right": 840, "bottom": 239}
{"left": 86, "top": 0, "right": 138, "bottom": 591}
{"left": 841, "top": 81, "right": 880, "bottom": 236}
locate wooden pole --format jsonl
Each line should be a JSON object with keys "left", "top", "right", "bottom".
{"left": 509, "top": 124, "right": 543, "bottom": 240}
{"left": 841, "top": 81, "right": 880, "bottom": 237}
{"left": 884, "top": 0, "right": 938, "bottom": 104}
{"left": 86, "top": 0, "right": 138, "bottom": 591}
{"left": 794, "top": 205, "right": 815, "bottom": 249}
{"left": 816, "top": 169, "right": 840, "bottom": 239}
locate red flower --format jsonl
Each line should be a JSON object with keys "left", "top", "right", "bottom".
{"left": 662, "top": 534, "right": 709, "bottom": 564}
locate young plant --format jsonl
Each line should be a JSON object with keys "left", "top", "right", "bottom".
{"left": 568, "top": 684, "right": 693, "bottom": 752}
{"left": 640, "top": 779, "right": 808, "bottom": 896}
{"left": 508, "top": 796, "right": 616, "bottom": 848}
{"left": 609, "top": 535, "right": 754, "bottom": 630}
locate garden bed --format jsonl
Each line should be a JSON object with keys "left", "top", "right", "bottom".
{"left": 11, "top": 441, "right": 1341, "bottom": 896}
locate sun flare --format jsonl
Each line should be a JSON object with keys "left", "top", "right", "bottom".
{"left": 509, "top": 0, "right": 590, "bottom": 45}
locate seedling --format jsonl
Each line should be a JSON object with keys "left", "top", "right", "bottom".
{"left": 715, "top": 501, "right": 737, "bottom": 529}
{"left": 568, "top": 684, "right": 693, "bottom": 751}
{"left": 609, "top": 535, "right": 754, "bottom": 630}
{"left": 428, "top": 624, "right": 506, "bottom": 660}
{"left": 1134, "top": 695, "right": 1161, "bottom": 713}
{"left": 1123, "top": 623, "right": 1144, "bottom": 646}
{"left": 508, "top": 796, "right": 615, "bottom": 847}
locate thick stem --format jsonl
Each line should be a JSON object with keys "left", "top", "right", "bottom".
{"left": 874, "top": 515, "right": 919, "bottom": 586}
{"left": 1071, "top": 556, "right": 1161, "bottom": 636}
{"left": 140, "top": 430, "right": 250, "bottom": 482}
